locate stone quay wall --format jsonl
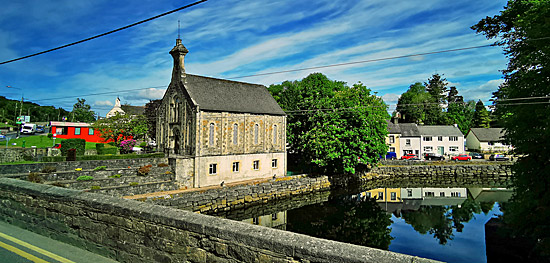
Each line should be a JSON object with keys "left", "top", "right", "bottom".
{"left": 131, "top": 175, "right": 331, "bottom": 214}
{"left": 362, "top": 163, "right": 513, "bottom": 187}
{"left": 0, "top": 178, "right": 439, "bottom": 263}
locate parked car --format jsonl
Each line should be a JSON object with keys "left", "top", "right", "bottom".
{"left": 385, "top": 152, "right": 397, "bottom": 160}
{"left": 469, "top": 152, "right": 484, "bottom": 159}
{"left": 400, "top": 153, "right": 417, "bottom": 160}
{"left": 36, "top": 125, "right": 45, "bottom": 133}
{"left": 489, "top": 154, "right": 509, "bottom": 161}
{"left": 452, "top": 154, "right": 472, "bottom": 161}
{"left": 424, "top": 153, "right": 445, "bottom": 161}
{"left": 20, "top": 123, "right": 37, "bottom": 135}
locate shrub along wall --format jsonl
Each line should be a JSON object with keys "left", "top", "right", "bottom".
{"left": 0, "top": 178, "right": 438, "bottom": 263}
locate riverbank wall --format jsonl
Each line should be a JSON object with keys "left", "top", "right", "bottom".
{"left": 127, "top": 175, "right": 331, "bottom": 214}
{"left": 0, "top": 178, "right": 439, "bottom": 263}
{"left": 331, "top": 162, "right": 513, "bottom": 188}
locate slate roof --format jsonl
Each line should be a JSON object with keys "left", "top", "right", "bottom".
{"left": 387, "top": 121, "right": 401, "bottom": 134}
{"left": 417, "top": 125, "right": 463, "bottom": 137}
{"left": 399, "top": 123, "right": 420, "bottom": 137}
{"left": 468, "top": 128, "right": 505, "bottom": 142}
{"left": 182, "top": 74, "right": 285, "bottom": 116}
{"left": 121, "top": 105, "right": 145, "bottom": 116}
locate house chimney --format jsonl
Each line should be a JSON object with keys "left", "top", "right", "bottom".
{"left": 170, "top": 38, "right": 189, "bottom": 83}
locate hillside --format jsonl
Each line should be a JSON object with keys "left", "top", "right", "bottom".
{"left": 0, "top": 96, "right": 69, "bottom": 125}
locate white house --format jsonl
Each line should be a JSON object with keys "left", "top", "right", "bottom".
{"left": 465, "top": 128, "right": 513, "bottom": 153}
{"left": 417, "top": 125, "right": 465, "bottom": 156}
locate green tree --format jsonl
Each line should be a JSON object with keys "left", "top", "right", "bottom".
{"left": 268, "top": 73, "right": 389, "bottom": 174}
{"left": 423, "top": 74, "right": 448, "bottom": 125}
{"left": 91, "top": 113, "right": 148, "bottom": 147}
{"left": 447, "top": 100, "right": 475, "bottom": 134}
{"left": 472, "top": 100, "right": 491, "bottom": 128}
{"left": 71, "top": 98, "right": 95, "bottom": 122}
{"left": 473, "top": 0, "right": 550, "bottom": 256}
{"left": 395, "top": 82, "right": 432, "bottom": 124}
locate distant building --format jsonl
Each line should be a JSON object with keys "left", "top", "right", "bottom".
{"left": 465, "top": 128, "right": 513, "bottom": 153}
{"left": 155, "top": 38, "right": 287, "bottom": 188}
{"left": 50, "top": 121, "right": 104, "bottom": 143}
{"left": 106, "top": 97, "right": 145, "bottom": 118}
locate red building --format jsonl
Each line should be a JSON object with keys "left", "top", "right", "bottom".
{"left": 49, "top": 121, "right": 105, "bottom": 143}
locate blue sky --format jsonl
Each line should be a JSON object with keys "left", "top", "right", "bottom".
{"left": 0, "top": 0, "right": 508, "bottom": 117}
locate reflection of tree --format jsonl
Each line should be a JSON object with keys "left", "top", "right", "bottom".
{"left": 401, "top": 197, "right": 496, "bottom": 244}
{"left": 287, "top": 198, "right": 393, "bottom": 249}
{"left": 402, "top": 206, "right": 453, "bottom": 244}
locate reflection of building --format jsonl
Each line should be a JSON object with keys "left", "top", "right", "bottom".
{"left": 420, "top": 188, "right": 467, "bottom": 206}
{"left": 242, "top": 211, "right": 287, "bottom": 230}
{"left": 155, "top": 39, "right": 287, "bottom": 188}
{"left": 469, "top": 188, "right": 512, "bottom": 203}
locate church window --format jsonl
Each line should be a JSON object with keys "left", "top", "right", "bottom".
{"left": 254, "top": 123, "right": 259, "bottom": 145}
{"left": 233, "top": 123, "right": 238, "bottom": 145}
{"left": 209, "top": 123, "right": 215, "bottom": 146}
{"left": 273, "top": 125, "right": 277, "bottom": 145}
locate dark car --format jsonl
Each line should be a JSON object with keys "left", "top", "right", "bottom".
{"left": 400, "top": 153, "right": 417, "bottom": 160}
{"left": 36, "top": 125, "right": 45, "bottom": 133}
{"left": 469, "top": 152, "right": 484, "bottom": 159}
{"left": 424, "top": 153, "right": 445, "bottom": 161}
{"left": 489, "top": 154, "right": 509, "bottom": 161}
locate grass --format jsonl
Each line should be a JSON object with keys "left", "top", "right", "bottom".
{"left": 4, "top": 135, "right": 115, "bottom": 150}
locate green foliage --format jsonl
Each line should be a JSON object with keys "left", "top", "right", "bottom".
{"left": 129, "top": 182, "right": 139, "bottom": 186}
{"left": 76, "top": 175, "right": 94, "bottom": 181}
{"left": 0, "top": 96, "right": 70, "bottom": 125}
{"left": 473, "top": 0, "right": 550, "bottom": 257}
{"left": 27, "top": 172, "right": 42, "bottom": 183}
{"left": 93, "top": 166, "right": 107, "bottom": 171}
{"left": 47, "top": 133, "right": 53, "bottom": 139}
{"left": 71, "top": 98, "right": 95, "bottom": 122}
{"left": 268, "top": 73, "right": 389, "bottom": 174}
{"left": 139, "top": 142, "right": 147, "bottom": 148}
{"left": 60, "top": 138, "right": 86, "bottom": 156}
{"left": 90, "top": 185, "right": 101, "bottom": 190}
{"left": 40, "top": 166, "right": 57, "bottom": 173}
{"left": 447, "top": 100, "right": 476, "bottom": 134}
{"left": 91, "top": 113, "right": 148, "bottom": 147}
{"left": 472, "top": 100, "right": 491, "bottom": 128}
{"left": 396, "top": 82, "right": 432, "bottom": 124}
{"left": 95, "top": 143, "right": 104, "bottom": 153}
{"left": 109, "top": 174, "right": 122, "bottom": 178}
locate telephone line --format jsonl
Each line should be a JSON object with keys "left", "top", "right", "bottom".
{"left": 0, "top": 0, "right": 208, "bottom": 65}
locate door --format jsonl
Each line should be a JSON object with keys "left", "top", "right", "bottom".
{"left": 438, "top": 146, "right": 444, "bottom": 155}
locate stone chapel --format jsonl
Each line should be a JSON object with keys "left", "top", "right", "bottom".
{"left": 156, "top": 39, "right": 287, "bottom": 188}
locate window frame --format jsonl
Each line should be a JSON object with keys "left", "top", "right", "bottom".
{"left": 253, "top": 160, "right": 260, "bottom": 170}
{"left": 208, "top": 163, "right": 217, "bottom": 175}
{"left": 88, "top": 128, "right": 94, "bottom": 135}
{"left": 271, "top": 159, "right": 278, "bottom": 168}
{"left": 232, "top": 162, "right": 240, "bottom": 173}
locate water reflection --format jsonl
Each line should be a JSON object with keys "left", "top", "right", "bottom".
{"left": 210, "top": 184, "right": 513, "bottom": 261}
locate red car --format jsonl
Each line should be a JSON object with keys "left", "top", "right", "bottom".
{"left": 452, "top": 154, "right": 472, "bottom": 161}
{"left": 400, "top": 153, "right": 417, "bottom": 160}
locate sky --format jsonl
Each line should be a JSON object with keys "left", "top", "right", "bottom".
{"left": 0, "top": 0, "right": 508, "bottom": 117}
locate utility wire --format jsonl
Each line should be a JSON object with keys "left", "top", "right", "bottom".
{"left": 0, "top": 0, "right": 208, "bottom": 65}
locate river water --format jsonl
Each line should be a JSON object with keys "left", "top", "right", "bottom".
{"left": 209, "top": 182, "right": 512, "bottom": 263}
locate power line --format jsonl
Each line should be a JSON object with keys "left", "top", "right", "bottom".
{"left": 0, "top": 0, "right": 208, "bottom": 65}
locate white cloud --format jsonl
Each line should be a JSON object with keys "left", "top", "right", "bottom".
{"left": 94, "top": 100, "right": 113, "bottom": 107}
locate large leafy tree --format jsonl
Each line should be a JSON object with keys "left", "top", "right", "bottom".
{"left": 91, "top": 113, "right": 148, "bottom": 147}
{"left": 395, "top": 82, "right": 432, "bottom": 124}
{"left": 71, "top": 98, "right": 95, "bottom": 122}
{"left": 473, "top": 0, "right": 550, "bottom": 256}
{"left": 268, "top": 73, "right": 389, "bottom": 174}
{"left": 423, "top": 74, "right": 448, "bottom": 125}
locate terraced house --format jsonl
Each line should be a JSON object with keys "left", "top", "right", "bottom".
{"left": 386, "top": 123, "right": 465, "bottom": 157}
{"left": 156, "top": 38, "right": 287, "bottom": 188}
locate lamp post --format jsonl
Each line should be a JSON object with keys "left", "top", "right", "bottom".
{"left": 5, "top": 86, "right": 23, "bottom": 136}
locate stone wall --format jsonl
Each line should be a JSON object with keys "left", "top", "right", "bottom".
{"left": 131, "top": 175, "right": 331, "bottom": 213}
{"left": 0, "top": 157, "right": 169, "bottom": 175}
{"left": 0, "top": 148, "right": 47, "bottom": 163}
{"left": 362, "top": 163, "right": 512, "bottom": 187}
{"left": 0, "top": 178, "right": 439, "bottom": 263}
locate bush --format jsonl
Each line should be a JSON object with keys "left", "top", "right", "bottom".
{"left": 76, "top": 175, "right": 94, "bottom": 181}
{"left": 95, "top": 143, "right": 105, "bottom": 154}
{"left": 158, "top": 163, "right": 169, "bottom": 167}
{"left": 28, "top": 172, "right": 42, "bottom": 183}
{"left": 66, "top": 149, "right": 76, "bottom": 161}
{"left": 47, "top": 133, "right": 53, "bottom": 139}
{"left": 41, "top": 166, "right": 57, "bottom": 173}
{"left": 60, "top": 139, "right": 86, "bottom": 156}
{"left": 101, "top": 147, "right": 118, "bottom": 155}
{"left": 139, "top": 142, "right": 147, "bottom": 148}
{"left": 120, "top": 139, "right": 137, "bottom": 154}
{"left": 138, "top": 164, "right": 152, "bottom": 176}
{"left": 93, "top": 166, "right": 107, "bottom": 171}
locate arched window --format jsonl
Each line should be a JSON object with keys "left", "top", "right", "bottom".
{"left": 254, "top": 123, "right": 259, "bottom": 145}
{"left": 233, "top": 123, "right": 238, "bottom": 145}
{"left": 273, "top": 125, "right": 277, "bottom": 145}
{"left": 209, "top": 123, "right": 215, "bottom": 146}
